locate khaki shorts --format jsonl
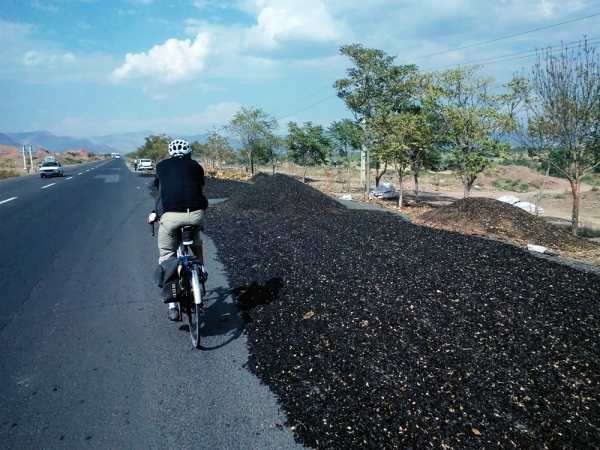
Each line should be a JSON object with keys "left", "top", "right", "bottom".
{"left": 158, "top": 209, "right": 205, "bottom": 263}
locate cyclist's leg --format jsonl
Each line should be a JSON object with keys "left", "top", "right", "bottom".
{"left": 188, "top": 209, "right": 205, "bottom": 263}
{"left": 157, "top": 212, "right": 180, "bottom": 264}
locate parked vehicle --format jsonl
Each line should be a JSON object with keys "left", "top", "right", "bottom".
{"left": 39, "top": 161, "right": 64, "bottom": 178}
{"left": 136, "top": 159, "right": 154, "bottom": 172}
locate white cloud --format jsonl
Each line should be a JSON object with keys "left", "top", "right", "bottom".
{"left": 117, "top": 0, "right": 345, "bottom": 86}
{"left": 111, "top": 32, "right": 211, "bottom": 83}
{"left": 246, "top": 0, "right": 345, "bottom": 49}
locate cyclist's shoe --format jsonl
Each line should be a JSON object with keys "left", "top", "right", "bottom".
{"left": 168, "top": 305, "right": 180, "bottom": 321}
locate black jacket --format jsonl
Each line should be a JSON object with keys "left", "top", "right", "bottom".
{"left": 154, "top": 156, "right": 208, "bottom": 216}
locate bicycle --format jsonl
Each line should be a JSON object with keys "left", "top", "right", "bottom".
{"left": 152, "top": 222, "right": 208, "bottom": 349}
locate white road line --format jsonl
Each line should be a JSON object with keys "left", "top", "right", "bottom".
{"left": 0, "top": 196, "right": 18, "bottom": 205}
{"left": 65, "top": 176, "right": 73, "bottom": 180}
{"left": 41, "top": 183, "right": 56, "bottom": 189}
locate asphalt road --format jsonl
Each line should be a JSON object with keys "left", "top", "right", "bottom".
{"left": 0, "top": 159, "right": 302, "bottom": 449}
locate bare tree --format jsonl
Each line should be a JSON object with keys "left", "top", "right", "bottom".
{"left": 529, "top": 38, "right": 600, "bottom": 235}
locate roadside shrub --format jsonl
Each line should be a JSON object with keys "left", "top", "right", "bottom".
{"left": 0, "top": 169, "right": 19, "bottom": 180}
{"left": 491, "top": 178, "right": 532, "bottom": 192}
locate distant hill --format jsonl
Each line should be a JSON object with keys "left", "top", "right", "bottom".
{"left": 93, "top": 131, "right": 242, "bottom": 153}
{"left": 0, "top": 133, "right": 18, "bottom": 147}
{"left": 6, "top": 131, "right": 115, "bottom": 154}
{"left": 91, "top": 131, "right": 153, "bottom": 154}
{"left": 3, "top": 130, "right": 242, "bottom": 155}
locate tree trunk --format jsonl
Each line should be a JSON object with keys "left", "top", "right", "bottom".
{"left": 303, "top": 164, "right": 308, "bottom": 183}
{"left": 413, "top": 170, "right": 420, "bottom": 203}
{"left": 397, "top": 170, "right": 404, "bottom": 210}
{"left": 570, "top": 179, "right": 581, "bottom": 236}
{"left": 375, "top": 160, "right": 388, "bottom": 187}
{"left": 463, "top": 177, "right": 473, "bottom": 198}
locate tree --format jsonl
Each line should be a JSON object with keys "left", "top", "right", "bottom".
{"left": 334, "top": 44, "right": 417, "bottom": 194}
{"left": 370, "top": 110, "right": 413, "bottom": 209}
{"left": 329, "top": 119, "right": 363, "bottom": 188}
{"left": 135, "top": 134, "right": 171, "bottom": 161}
{"left": 202, "top": 130, "right": 235, "bottom": 171}
{"left": 435, "top": 67, "right": 519, "bottom": 197}
{"left": 261, "top": 133, "right": 284, "bottom": 175}
{"left": 329, "top": 119, "right": 363, "bottom": 159}
{"left": 528, "top": 38, "right": 600, "bottom": 235}
{"left": 286, "top": 122, "right": 333, "bottom": 183}
{"left": 228, "top": 107, "right": 277, "bottom": 175}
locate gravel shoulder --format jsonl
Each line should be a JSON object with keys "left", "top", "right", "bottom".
{"left": 205, "top": 174, "right": 600, "bottom": 450}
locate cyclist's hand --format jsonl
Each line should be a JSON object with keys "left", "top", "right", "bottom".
{"left": 148, "top": 212, "right": 157, "bottom": 224}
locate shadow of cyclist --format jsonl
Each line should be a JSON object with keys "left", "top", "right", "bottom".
{"left": 179, "top": 277, "right": 284, "bottom": 350}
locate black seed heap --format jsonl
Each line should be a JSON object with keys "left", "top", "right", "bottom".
{"left": 421, "top": 197, "right": 598, "bottom": 251}
{"left": 204, "top": 177, "right": 250, "bottom": 199}
{"left": 205, "top": 174, "right": 600, "bottom": 450}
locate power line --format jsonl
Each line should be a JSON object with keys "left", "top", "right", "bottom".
{"left": 276, "top": 94, "right": 338, "bottom": 121}
{"left": 433, "top": 36, "right": 600, "bottom": 70}
{"left": 274, "top": 12, "right": 600, "bottom": 120}
{"left": 407, "top": 11, "right": 600, "bottom": 62}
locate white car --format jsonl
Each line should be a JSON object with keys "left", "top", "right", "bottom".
{"left": 136, "top": 159, "right": 154, "bottom": 172}
{"left": 39, "top": 161, "right": 64, "bottom": 178}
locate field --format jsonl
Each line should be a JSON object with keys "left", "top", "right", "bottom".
{"left": 0, "top": 145, "right": 104, "bottom": 179}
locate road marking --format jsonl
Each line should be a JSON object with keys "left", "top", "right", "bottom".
{"left": 41, "top": 183, "right": 56, "bottom": 189}
{"left": 0, "top": 196, "right": 18, "bottom": 205}
{"left": 65, "top": 176, "right": 73, "bottom": 180}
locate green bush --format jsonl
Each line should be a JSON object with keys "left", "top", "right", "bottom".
{"left": 0, "top": 169, "right": 19, "bottom": 180}
{"left": 491, "top": 178, "right": 531, "bottom": 192}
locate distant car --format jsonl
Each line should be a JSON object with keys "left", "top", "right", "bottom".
{"left": 39, "top": 161, "right": 64, "bottom": 178}
{"left": 136, "top": 159, "right": 154, "bottom": 172}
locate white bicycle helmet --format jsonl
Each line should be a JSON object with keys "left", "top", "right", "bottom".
{"left": 168, "top": 139, "right": 191, "bottom": 157}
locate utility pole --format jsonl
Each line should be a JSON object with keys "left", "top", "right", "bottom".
{"left": 28, "top": 145, "right": 34, "bottom": 172}
{"left": 360, "top": 144, "right": 366, "bottom": 190}
{"left": 22, "top": 145, "right": 27, "bottom": 172}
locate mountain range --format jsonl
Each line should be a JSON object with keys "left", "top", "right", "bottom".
{"left": 2, "top": 130, "right": 237, "bottom": 154}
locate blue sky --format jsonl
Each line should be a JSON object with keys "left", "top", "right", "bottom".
{"left": 1, "top": 0, "right": 599, "bottom": 137}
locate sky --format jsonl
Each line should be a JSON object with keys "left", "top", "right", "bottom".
{"left": 1, "top": 0, "right": 599, "bottom": 137}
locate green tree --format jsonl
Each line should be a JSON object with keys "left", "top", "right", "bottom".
{"left": 528, "top": 38, "right": 600, "bottom": 235}
{"left": 203, "top": 130, "right": 235, "bottom": 171}
{"left": 435, "top": 67, "right": 519, "bottom": 198}
{"left": 334, "top": 44, "right": 417, "bottom": 194}
{"left": 329, "top": 119, "right": 363, "bottom": 159}
{"left": 228, "top": 107, "right": 277, "bottom": 175}
{"left": 135, "top": 134, "right": 171, "bottom": 161}
{"left": 286, "top": 121, "right": 333, "bottom": 183}
{"left": 329, "top": 119, "right": 363, "bottom": 189}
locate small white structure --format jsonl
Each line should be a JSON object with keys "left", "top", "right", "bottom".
{"left": 515, "top": 201, "right": 544, "bottom": 215}
{"left": 497, "top": 195, "right": 520, "bottom": 205}
{"left": 370, "top": 182, "right": 397, "bottom": 199}
{"left": 497, "top": 195, "right": 543, "bottom": 215}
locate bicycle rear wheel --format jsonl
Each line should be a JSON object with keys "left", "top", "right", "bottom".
{"left": 187, "top": 303, "right": 201, "bottom": 349}
{"left": 187, "top": 266, "right": 203, "bottom": 349}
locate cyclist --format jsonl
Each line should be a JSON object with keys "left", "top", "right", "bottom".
{"left": 148, "top": 139, "right": 208, "bottom": 321}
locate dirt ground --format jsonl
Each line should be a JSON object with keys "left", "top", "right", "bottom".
{"left": 248, "top": 163, "right": 600, "bottom": 266}
{"left": 267, "top": 163, "right": 600, "bottom": 232}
